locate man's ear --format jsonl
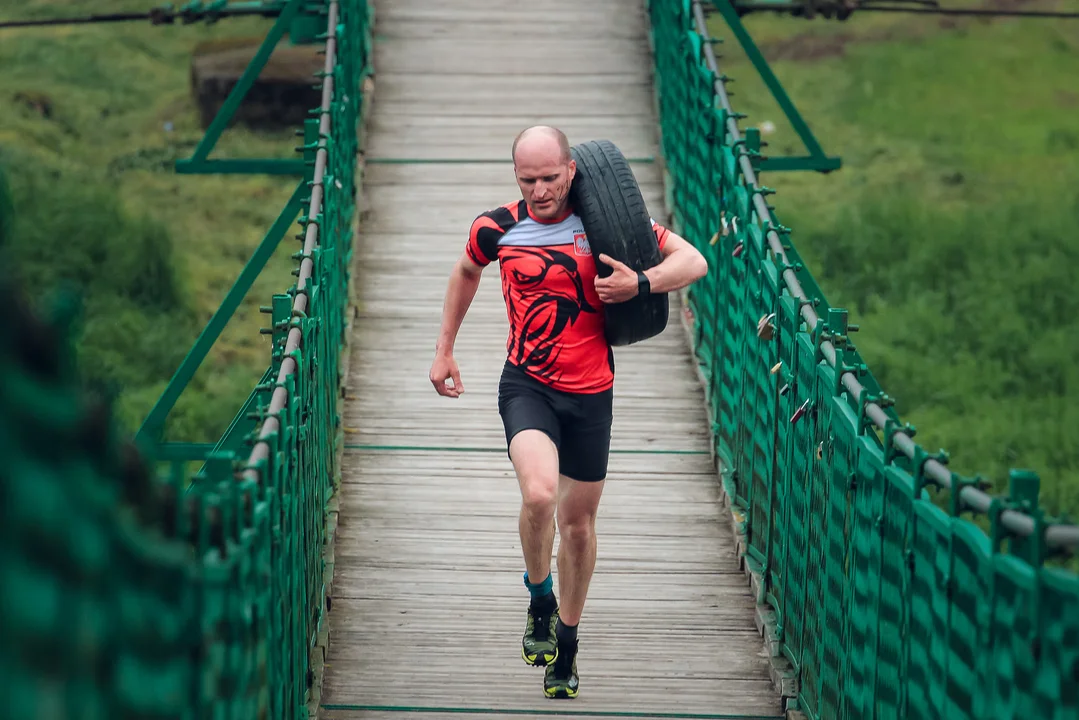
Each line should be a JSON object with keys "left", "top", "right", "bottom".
{"left": 566, "top": 158, "right": 576, "bottom": 180}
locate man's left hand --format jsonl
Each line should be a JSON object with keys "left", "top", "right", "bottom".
{"left": 594, "top": 253, "right": 640, "bottom": 304}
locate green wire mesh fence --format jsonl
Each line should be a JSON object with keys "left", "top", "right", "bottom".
{"left": 0, "top": 0, "right": 369, "bottom": 716}
{"left": 648, "top": 1, "right": 1079, "bottom": 718}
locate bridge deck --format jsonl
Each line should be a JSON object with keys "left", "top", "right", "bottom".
{"left": 319, "top": 0, "right": 783, "bottom": 717}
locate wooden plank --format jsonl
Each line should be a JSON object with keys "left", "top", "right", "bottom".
{"left": 323, "top": 716, "right": 778, "bottom": 720}
{"left": 367, "top": 74, "right": 656, "bottom": 117}
{"left": 376, "top": 0, "right": 643, "bottom": 7}
{"left": 329, "top": 568, "right": 750, "bottom": 601}
{"left": 374, "top": 3, "right": 647, "bottom": 23}
{"left": 373, "top": 40, "right": 652, "bottom": 76}
{"left": 326, "top": 634, "right": 768, "bottom": 676}
{"left": 362, "top": 163, "right": 663, "bottom": 189}
{"left": 357, "top": 203, "right": 671, "bottom": 233}
{"left": 320, "top": 0, "right": 779, "bottom": 717}
{"left": 358, "top": 188, "right": 667, "bottom": 213}
{"left": 374, "top": 0, "right": 646, "bottom": 10}
{"left": 366, "top": 135, "right": 656, "bottom": 163}
{"left": 375, "top": 17, "right": 648, "bottom": 38}
{"left": 324, "top": 713, "right": 782, "bottom": 720}
{"left": 340, "top": 422, "right": 713, "bottom": 443}
{"left": 367, "top": 114, "right": 659, "bottom": 154}
{"left": 375, "top": 18, "right": 648, "bottom": 41}
{"left": 321, "top": 679, "right": 781, "bottom": 718}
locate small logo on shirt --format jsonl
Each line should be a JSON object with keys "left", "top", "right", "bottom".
{"left": 573, "top": 232, "right": 591, "bottom": 256}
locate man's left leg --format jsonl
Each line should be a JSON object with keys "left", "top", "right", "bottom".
{"left": 542, "top": 474, "right": 604, "bottom": 699}
{"left": 556, "top": 475, "right": 604, "bottom": 625}
{"left": 543, "top": 389, "right": 612, "bottom": 699}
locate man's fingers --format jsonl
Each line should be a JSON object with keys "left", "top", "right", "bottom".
{"left": 430, "top": 367, "right": 462, "bottom": 398}
{"left": 431, "top": 376, "right": 450, "bottom": 397}
{"left": 598, "top": 253, "right": 629, "bottom": 272}
{"left": 433, "top": 380, "right": 460, "bottom": 398}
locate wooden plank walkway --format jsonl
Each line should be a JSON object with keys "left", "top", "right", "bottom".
{"left": 319, "top": 0, "right": 784, "bottom": 717}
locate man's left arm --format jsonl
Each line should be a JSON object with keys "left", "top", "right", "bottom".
{"left": 640, "top": 227, "right": 708, "bottom": 294}
{"left": 594, "top": 222, "right": 708, "bottom": 303}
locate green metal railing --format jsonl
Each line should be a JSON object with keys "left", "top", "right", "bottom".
{"left": 0, "top": 0, "right": 369, "bottom": 716}
{"left": 649, "top": 0, "right": 1079, "bottom": 718}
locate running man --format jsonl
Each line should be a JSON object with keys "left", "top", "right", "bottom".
{"left": 429, "top": 126, "right": 708, "bottom": 699}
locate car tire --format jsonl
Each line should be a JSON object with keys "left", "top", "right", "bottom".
{"left": 569, "top": 138, "right": 669, "bottom": 346}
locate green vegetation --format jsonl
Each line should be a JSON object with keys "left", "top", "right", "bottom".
{"left": 709, "top": 4, "right": 1079, "bottom": 517}
{"left": 0, "top": 3, "right": 301, "bottom": 442}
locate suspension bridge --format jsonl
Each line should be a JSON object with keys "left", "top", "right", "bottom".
{"left": 2, "top": 0, "right": 1077, "bottom": 719}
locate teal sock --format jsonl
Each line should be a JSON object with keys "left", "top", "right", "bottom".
{"left": 523, "top": 571, "right": 555, "bottom": 609}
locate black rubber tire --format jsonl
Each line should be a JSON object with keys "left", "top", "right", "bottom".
{"left": 569, "top": 139, "right": 668, "bottom": 347}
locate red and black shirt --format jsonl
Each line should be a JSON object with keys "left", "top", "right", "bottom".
{"left": 466, "top": 200, "right": 671, "bottom": 393}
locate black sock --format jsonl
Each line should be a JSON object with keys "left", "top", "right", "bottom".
{"left": 555, "top": 617, "right": 578, "bottom": 646}
{"left": 530, "top": 589, "right": 557, "bottom": 614}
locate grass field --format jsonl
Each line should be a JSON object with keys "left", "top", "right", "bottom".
{"left": 0, "top": 2, "right": 300, "bottom": 442}
{"left": 707, "top": 2, "right": 1079, "bottom": 516}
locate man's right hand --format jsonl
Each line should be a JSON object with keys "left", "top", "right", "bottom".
{"left": 429, "top": 352, "right": 464, "bottom": 398}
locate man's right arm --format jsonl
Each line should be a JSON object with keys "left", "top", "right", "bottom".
{"left": 434, "top": 252, "right": 485, "bottom": 359}
{"left": 431, "top": 211, "right": 499, "bottom": 397}
{"left": 430, "top": 252, "right": 484, "bottom": 398}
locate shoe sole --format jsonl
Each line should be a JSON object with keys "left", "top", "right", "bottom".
{"left": 544, "top": 685, "right": 578, "bottom": 699}
{"left": 522, "top": 647, "right": 558, "bottom": 667}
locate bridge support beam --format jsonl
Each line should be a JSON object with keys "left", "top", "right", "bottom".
{"left": 135, "top": 179, "right": 307, "bottom": 449}
{"left": 175, "top": 0, "right": 321, "bottom": 176}
{"left": 710, "top": 0, "right": 841, "bottom": 173}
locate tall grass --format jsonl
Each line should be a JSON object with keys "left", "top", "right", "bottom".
{"left": 0, "top": 6, "right": 299, "bottom": 441}
{"left": 782, "top": 184, "right": 1079, "bottom": 518}
{"left": 704, "top": 7, "right": 1079, "bottom": 517}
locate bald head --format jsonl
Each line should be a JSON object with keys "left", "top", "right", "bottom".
{"left": 511, "top": 125, "right": 571, "bottom": 165}
{"left": 510, "top": 125, "right": 576, "bottom": 222}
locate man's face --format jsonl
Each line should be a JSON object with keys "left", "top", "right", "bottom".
{"left": 514, "top": 156, "right": 576, "bottom": 221}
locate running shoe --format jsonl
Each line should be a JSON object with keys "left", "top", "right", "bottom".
{"left": 522, "top": 603, "right": 559, "bottom": 667}
{"left": 543, "top": 637, "right": 579, "bottom": 698}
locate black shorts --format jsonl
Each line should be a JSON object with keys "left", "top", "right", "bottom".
{"left": 497, "top": 362, "right": 613, "bottom": 482}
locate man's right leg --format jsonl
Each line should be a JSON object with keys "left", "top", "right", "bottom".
{"left": 509, "top": 428, "right": 561, "bottom": 666}
{"left": 498, "top": 363, "right": 564, "bottom": 667}
{"left": 513, "top": 428, "right": 559, "bottom": 590}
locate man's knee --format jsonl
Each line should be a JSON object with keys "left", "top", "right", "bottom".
{"left": 558, "top": 515, "right": 596, "bottom": 549}
{"left": 522, "top": 480, "right": 557, "bottom": 519}
{"left": 557, "top": 478, "right": 603, "bottom": 548}
{"left": 510, "top": 429, "right": 559, "bottom": 518}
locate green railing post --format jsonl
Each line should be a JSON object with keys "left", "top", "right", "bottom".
{"left": 1008, "top": 469, "right": 1042, "bottom": 564}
